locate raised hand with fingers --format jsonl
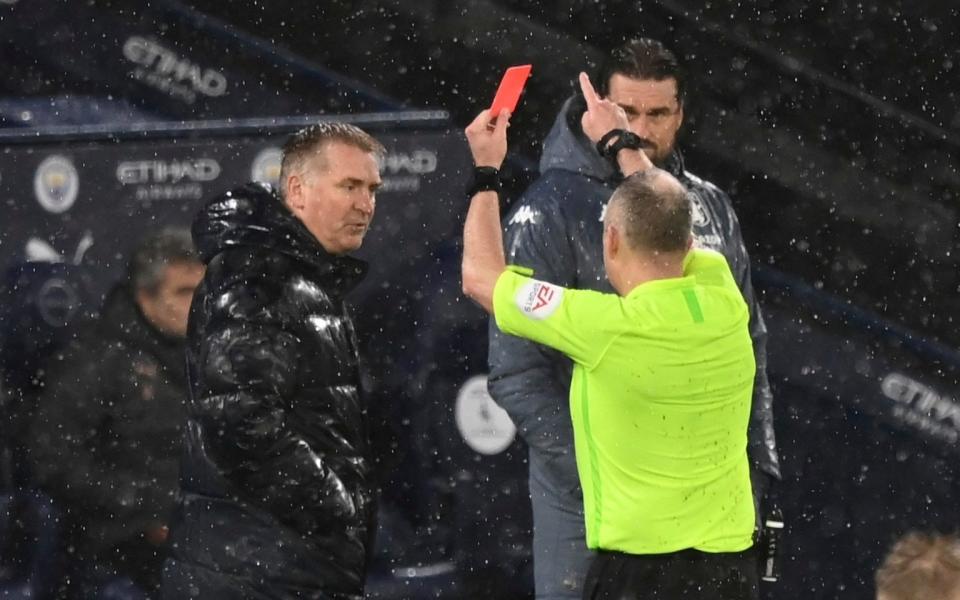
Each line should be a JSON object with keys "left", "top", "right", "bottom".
{"left": 578, "top": 72, "right": 653, "bottom": 175}
{"left": 578, "top": 72, "right": 630, "bottom": 144}
{"left": 461, "top": 108, "right": 510, "bottom": 314}
{"left": 465, "top": 108, "right": 510, "bottom": 169}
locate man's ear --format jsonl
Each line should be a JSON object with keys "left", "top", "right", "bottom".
{"left": 605, "top": 224, "right": 621, "bottom": 258}
{"left": 285, "top": 174, "right": 305, "bottom": 212}
{"left": 134, "top": 287, "right": 156, "bottom": 319}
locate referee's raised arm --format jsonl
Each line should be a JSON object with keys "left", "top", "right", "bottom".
{"left": 461, "top": 108, "right": 511, "bottom": 313}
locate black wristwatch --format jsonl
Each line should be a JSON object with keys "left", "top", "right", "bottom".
{"left": 596, "top": 129, "right": 643, "bottom": 161}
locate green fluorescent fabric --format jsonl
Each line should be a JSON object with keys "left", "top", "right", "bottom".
{"left": 493, "top": 249, "right": 756, "bottom": 554}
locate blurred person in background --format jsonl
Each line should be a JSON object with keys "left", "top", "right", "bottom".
{"left": 876, "top": 532, "right": 960, "bottom": 600}
{"left": 162, "top": 123, "right": 383, "bottom": 599}
{"left": 31, "top": 227, "right": 203, "bottom": 597}
{"left": 487, "top": 37, "right": 782, "bottom": 598}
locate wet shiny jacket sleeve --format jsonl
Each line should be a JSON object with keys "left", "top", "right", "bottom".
{"left": 193, "top": 271, "right": 361, "bottom": 534}
{"left": 719, "top": 193, "right": 782, "bottom": 481}
{"left": 487, "top": 197, "right": 583, "bottom": 497}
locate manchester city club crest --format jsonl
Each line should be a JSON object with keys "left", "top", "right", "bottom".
{"left": 34, "top": 155, "right": 79, "bottom": 214}
{"left": 250, "top": 147, "right": 283, "bottom": 187}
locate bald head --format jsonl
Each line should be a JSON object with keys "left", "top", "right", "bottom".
{"left": 605, "top": 168, "right": 691, "bottom": 255}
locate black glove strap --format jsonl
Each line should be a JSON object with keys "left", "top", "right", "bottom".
{"left": 467, "top": 166, "right": 502, "bottom": 197}
{"left": 597, "top": 129, "right": 643, "bottom": 165}
{"left": 596, "top": 129, "right": 625, "bottom": 158}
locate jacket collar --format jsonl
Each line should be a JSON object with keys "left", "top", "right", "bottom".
{"left": 663, "top": 149, "right": 686, "bottom": 179}
{"left": 540, "top": 96, "right": 618, "bottom": 182}
{"left": 192, "top": 182, "right": 368, "bottom": 293}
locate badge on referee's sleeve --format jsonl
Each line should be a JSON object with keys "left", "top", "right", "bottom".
{"left": 515, "top": 279, "right": 563, "bottom": 320}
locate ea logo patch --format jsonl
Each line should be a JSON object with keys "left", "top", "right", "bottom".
{"left": 455, "top": 375, "right": 516, "bottom": 455}
{"left": 515, "top": 279, "right": 563, "bottom": 320}
{"left": 251, "top": 147, "right": 283, "bottom": 186}
{"left": 34, "top": 155, "right": 79, "bottom": 214}
{"left": 690, "top": 194, "right": 711, "bottom": 228}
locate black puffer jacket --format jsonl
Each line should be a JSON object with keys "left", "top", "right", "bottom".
{"left": 164, "top": 183, "right": 373, "bottom": 599}
{"left": 488, "top": 96, "right": 781, "bottom": 503}
{"left": 32, "top": 285, "right": 188, "bottom": 558}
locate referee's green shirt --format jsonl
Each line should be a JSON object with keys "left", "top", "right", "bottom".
{"left": 493, "top": 248, "right": 756, "bottom": 555}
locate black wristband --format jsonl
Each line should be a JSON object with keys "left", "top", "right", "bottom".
{"left": 596, "top": 129, "right": 643, "bottom": 161}
{"left": 467, "top": 166, "right": 502, "bottom": 197}
{"left": 596, "top": 129, "right": 624, "bottom": 158}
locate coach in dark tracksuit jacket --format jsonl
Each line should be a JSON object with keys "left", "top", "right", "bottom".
{"left": 488, "top": 39, "right": 781, "bottom": 600}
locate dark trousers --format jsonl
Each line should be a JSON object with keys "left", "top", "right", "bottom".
{"left": 529, "top": 453, "right": 594, "bottom": 599}
{"left": 582, "top": 548, "right": 759, "bottom": 600}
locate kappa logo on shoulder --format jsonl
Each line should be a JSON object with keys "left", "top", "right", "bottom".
{"left": 515, "top": 279, "right": 563, "bottom": 320}
{"left": 509, "top": 205, "right": 541, "bottom": 226}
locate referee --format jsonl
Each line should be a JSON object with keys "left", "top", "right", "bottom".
{"left": 461, "top": 73, "right": 759, "bottom": 600}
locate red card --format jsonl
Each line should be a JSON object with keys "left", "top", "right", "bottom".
{"left": 489, "top": 64, "right": 532, "bottom": 116}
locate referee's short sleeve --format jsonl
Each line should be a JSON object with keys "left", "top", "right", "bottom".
{"left": 493, "top": 267, "right": 620, "bottom": 368}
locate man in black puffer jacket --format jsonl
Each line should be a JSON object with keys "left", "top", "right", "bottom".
{"left": 488, "top": 39, "right": 782, "bottom": 599}
{"left": 162, "top": 123, "right": 384, "bottom": 599}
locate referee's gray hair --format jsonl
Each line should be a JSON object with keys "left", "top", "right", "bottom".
{"left": 128, "top": 226, "right": 199, "bottom": 293}
{"left": 607, "top": 168, "right": 691, "bottom": 253}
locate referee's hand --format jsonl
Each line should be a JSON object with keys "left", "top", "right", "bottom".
{"left": 465, "top": 109, "right": 510, "bottom": 169}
